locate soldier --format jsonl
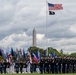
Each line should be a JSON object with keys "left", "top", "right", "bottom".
{"left": 58, "top": 56, "right": 62, "bottom": 73}
{"left": 51, "top": 57, "right": 55, "bottom": 73}
{"left": 44, "top": 56, "right": 50, "bottom": 74}
{"left": 36, "top": 63, "right": 40, "bottom": 73}
{"left": 6, "top": 61, "right": 10, "bottom": 74}
{"left": 26, "top": 58, "right": 31, "bottom": 73}
{"left": 44, "top": 57, "right": 47, "bottom": 73}
{"left": 49, "top": 57, "right": 52, "bottom": 73}
{"left": 0, "top": 61, "right": 3, "bottom": 74}
{"left": 54, "top": 57, "right": 59, "bottom": 74}
{"left": 62, "top": 57, "right": 66, "bottom": 73}
{"left": 3, "top": 60, "right": 7, "bottom": 74}
{"left": 20, "top": 60, "right": 23, "bottom": 73}
{"left": 15, "top": 61, "right": 19, "bottom": 73}
{"left": 40, "top": 57, "right": 44, "bottom": 74}
{"left": 23, "top": 61, "right": 27, "bottom": 73}
{"left": 72, "top": 58, "right": 76, "bottom": 73}
{"left": 12, "top": 60, "right": 15, "bottom": 74}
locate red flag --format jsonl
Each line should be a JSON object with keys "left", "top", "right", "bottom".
{"left": 32, "top": 53, "right": 38, "bottom": 64}
{"left": 27, "top": 51, "right": 32, "bottom": 63}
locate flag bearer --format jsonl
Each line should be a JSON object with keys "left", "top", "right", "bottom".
{"left": 20, "top": 60, "right": 23, "bottom": 73}
{"left": 6, "top": 61, "right": 10, "bottom": 74}
{"left": 12, "top": 60, "right": 15, "bottom": 74}
{"left": 27, "top": 59, "right": 31, "bottom": 73}
{"left": 23, "top": 61, "right": 27, "bottom": 73}
{"left": 15, "top": 62, "right": 19, "bottom": 73}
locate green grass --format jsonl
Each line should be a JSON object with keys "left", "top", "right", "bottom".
{"left": 0, "top": 73, "right": 76, "bottom": 75}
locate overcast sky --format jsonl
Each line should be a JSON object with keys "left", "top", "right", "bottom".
{"left": 0, "top": 0, "right": 76, "bottom": 54}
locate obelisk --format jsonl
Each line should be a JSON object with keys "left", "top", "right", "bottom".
{"left": 33, "top": 28, "right": 36, "bottom": 46}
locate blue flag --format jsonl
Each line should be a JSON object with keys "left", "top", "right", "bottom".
{"left": 23, "top": 49, "right": 26, "bottom": 58}
{"left": 11, "top": 47, "right": 14, "bottom": 56}
{"left": 0, "top": 49, "right": 7, "bottom": 59}
{"left": 36, "top": 51, "right": 40, "bottom": 63}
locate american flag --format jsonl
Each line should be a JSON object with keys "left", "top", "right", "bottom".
{"left": 48, "top": 3, "right": 63, "bottom": 10}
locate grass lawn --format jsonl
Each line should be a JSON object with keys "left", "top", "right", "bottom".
{"left": 0, "top": 73, "right": 76, "bottom": 75}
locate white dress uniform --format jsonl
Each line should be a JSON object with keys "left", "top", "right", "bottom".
{"left": 12, "top": 62, "right": 15, "bottom": 74}
{"left": 36, "top": 65, "right": 40, "bottom": 73}
{"left": 27, "top": 61, "right": 31, "bottom": 73}
{"left": 23, "top": 62, "right": 27, "bottom": 73}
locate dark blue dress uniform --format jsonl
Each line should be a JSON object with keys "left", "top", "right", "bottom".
{"left": 54, "top": 58, "right": 59, "bottom": 74}
{"left": 51, "top": 58, "right": 55, "bottom": 73}
{"left": 44, "top": 58, "right": 47, "bottom": 73}
{"left": 3, "top": 62, "right": 7, "bottom": 73}
{"left": 47, "top": 57, "right": 51, "bottom": 73}
{"left": 15, "top": 62, "right": 19, "bottom": 73}
{"left": 40, "top": 57, "right": 44, "bottom": 74}
{"left": 0, "top": 62, "right": 3, "bottom": 74}
{"left": 58, "top": 57, "right": 62, "bottom": 73}
{"left": 23, "top": 62, "right": 27, "bottom": 68}
{"left": 20, "top": 62, "right": 23, "bottom": 73}
{"left": 62, "top": 58, "right": 66, "bottom": 73}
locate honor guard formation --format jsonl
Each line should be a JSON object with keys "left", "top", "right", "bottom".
{"left": 0, "top": 56, "right": 76, "bottom": 74}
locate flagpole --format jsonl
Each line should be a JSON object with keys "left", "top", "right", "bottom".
{"left": 46, "top": 0, "right": 48, "bottom": 56}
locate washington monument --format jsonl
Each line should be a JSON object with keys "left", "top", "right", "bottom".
{"left": 33, "top": 28, "right": 36, "bottom": 46}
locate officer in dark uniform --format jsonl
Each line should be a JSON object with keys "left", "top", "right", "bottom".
{"left": 15, "top": 61, "right": 19, "bottom": 73}
{"left": 40, "top": 57, "right": 44, "bottom": 74}
{"left": 20, "top": 60, "right": 23, "bottom": 73}
{"left": 67, "top": 57, "right": 70, "bottom": 73}
{"left": 58, "top": 56, "right": 62, "bottom": 73}
{"left": 3, "top": 60, "right": 7, "bottom": 73}
{"left": 44, "top": 57, "right": 47, "bottom": 73}
{"left": 23, "top": 61, "right": 27, "bottom": 73}
{"left": 55, "top": 57, "right": 59, "bottom": 74}
{"left": 62, "top": 57, "right": 66, "bottom": 73}
{"left": 72, "top": 58, "right": 76, "bottom": 73}
{"left": 46, "top": 56, "right": 50, "bottom": 73}
{"left": 0, "top": 61, "right": 3, "bottom": 74}
{"left": 51, "top": 57, "right": 55, "bottom": 73}
{"left": 49, "top": 57, "right": 52, "bottom": 73}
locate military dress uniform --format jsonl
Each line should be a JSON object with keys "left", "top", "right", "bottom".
{"left": 12, "top": 62, "right": 15, "bottom": 74}
{"left": 6, "top": 62, "right": 10, "bottom": 74}
{"left": 15, "top": 62, "right": 19, "bottom": 73}
{"left": 23, "top": 62, "right": 27, "bottom": 73}
{"left": 36, "top": 63, "right": 40, "bottom": 73}
{"left": 27, "top": 60, "right": 31, "bottom": 73}
{"left": 51, "top": 58, "right": 55, "bottom": 73}
{"left": 40, "top": 57, "right": 44, "bottom": 74}
{"left": 3, "top": 61, "right": 7, "bottom": 73}
{"left": 20, "top": 62, "right": 23, "bottom": 73}
{"left": 0, "top": 62, "right": 3, "bottom": 74}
